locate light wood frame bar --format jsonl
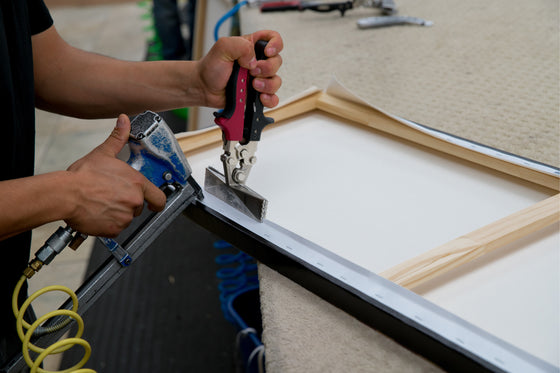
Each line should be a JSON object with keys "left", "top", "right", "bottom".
{"left": 176, "top": 91, "right": 560, "bottom": 290}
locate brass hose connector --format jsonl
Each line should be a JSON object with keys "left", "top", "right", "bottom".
{"left": 23, "top": 259, "right": 44, "bottom": 279}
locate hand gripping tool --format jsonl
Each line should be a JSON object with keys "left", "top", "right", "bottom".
{"left": 98, "top": 111, "right": 203, "bottom": 266}
{"left": 204, "top": 40, "right": 274, "bottom": 222}
{"left": 22, "top": 111, "right": 202, "bottom": 274}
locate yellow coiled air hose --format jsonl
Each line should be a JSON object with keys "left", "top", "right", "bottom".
{"left": 12, "top": 274, "right": 96, "bottom": 373}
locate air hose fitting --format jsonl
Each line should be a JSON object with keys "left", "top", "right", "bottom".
{"left": 13, "top": 225, "right": 95, "bottom": 372}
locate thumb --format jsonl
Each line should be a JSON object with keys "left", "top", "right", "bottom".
{"left": 98, "top": 114, "right": 130, "bottom": 156}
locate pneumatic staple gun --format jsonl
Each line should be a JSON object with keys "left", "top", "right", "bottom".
{"left": 3, "top": 112, "right": 202, "bottom": 373}
{"left": 26, "top": 111, "right": 202, "bottom": 273}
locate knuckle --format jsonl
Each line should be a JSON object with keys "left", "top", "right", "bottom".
{"left": 133, "top": 192, "right": 145, "bottom": 206}
{"left": 270, "top": 75, "right": 279, "bottom": 86}
{"left": 117, "top": 215, "right": 134, "bottom": 231}
{"left": 105, "top": 225, "right": 121, "bottom": 238}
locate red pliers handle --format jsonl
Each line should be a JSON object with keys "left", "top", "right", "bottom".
{"left": 214, "top": 40, "right": 274, "bottom": 142}
{"left": 214, "top": 40, "right": 274, "bottom": 185}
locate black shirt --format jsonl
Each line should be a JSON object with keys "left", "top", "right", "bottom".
{"left": 0, "top": 0, "right": 53, "bottom": 366}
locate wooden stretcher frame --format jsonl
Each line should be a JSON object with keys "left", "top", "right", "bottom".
{"left": 177, "top": 90, "right": 559, "bottom": 372}
{"left": 176, "top": 90, "right": 560, "bottom": 291}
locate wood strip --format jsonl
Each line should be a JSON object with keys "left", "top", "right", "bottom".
{"left": 176, "top": 128, "right": 221, "bottom": 156}
{"left": 380, "top": 194, "right": 560, "bottom": 289}
{"left": 266, "top": 90, "right": 321, "bottom": 124}
{"left": 187, "top": 0, "right": 207, "bottom": 131}
{"left": 192, "top": 0, "right": 206, "bottom": 61}
{"left": 315, "top": 93, "right": 560, "bottom": 192}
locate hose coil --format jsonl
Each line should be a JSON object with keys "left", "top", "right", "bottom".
{"left": 12, "top": 275, "right": 96, "bottom": 373}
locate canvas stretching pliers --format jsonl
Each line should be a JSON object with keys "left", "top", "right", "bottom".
{"left": 214, "top": 40, "right": 274, "bottom": 188}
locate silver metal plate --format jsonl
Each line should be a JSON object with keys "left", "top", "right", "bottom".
{"left": 204, "top": 166, "right": 268, "bottom": 222}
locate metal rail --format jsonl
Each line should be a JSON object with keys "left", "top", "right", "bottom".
{"left": 184, "top": 193, "right": 557, "bottom": 373}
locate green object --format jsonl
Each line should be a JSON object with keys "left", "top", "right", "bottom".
{"left": 173, "top": 107, "right": 189, "bottom": 120}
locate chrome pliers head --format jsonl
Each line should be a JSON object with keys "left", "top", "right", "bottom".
{"left": 214, "top": 40, "right": 274, "bottom": 187}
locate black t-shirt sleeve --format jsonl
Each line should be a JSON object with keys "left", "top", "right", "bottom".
{"left": 28, "top": 0, "right": 53, "bottom": 35}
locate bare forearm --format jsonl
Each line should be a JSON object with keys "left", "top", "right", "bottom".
{"left": 0, "top": 172, "right": 75, "bottom": 240}
{"left": 33, "top": 27, "right": 283, "bottom": 119}
{"left": 33, "top": 27, "right": 206, "bottom": 118}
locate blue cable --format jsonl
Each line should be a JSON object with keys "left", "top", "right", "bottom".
{"left": 213, "top": 240, "right": 233, "bottom": 249}
{"left": 214, "top": 239, "right": 263, "bottom": 371}
{"left": 214, "top": 239, "right": 259, "bottom": 321}
{"left": 214, "top": 0, "right": 249, "bottom": 42}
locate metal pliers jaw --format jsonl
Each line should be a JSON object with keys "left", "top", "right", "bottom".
{"left": 221, "top": 140, "right": 259, "bottom": 185}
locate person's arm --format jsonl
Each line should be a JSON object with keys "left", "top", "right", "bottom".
{"left": 32, "top": 27, "right": 283, "bottom": 119}
{"left": 3, "top": 26, "right": 282, "bottom": 241}
{"left": 0, "top": 171, "right": 75, "bottom": 241}
{"left": 0, "top": 115, "right": 166, "bottom": 241}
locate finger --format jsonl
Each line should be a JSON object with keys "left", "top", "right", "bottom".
{"left": 244, "top": 30, "right": 284, "bottom": 58}
{"left": 251, "top": 55, "right": 283, "bottom": 78}
{"left": 259, "top": 93, "right": 280, "bottom": 109}
{"left": 142, "top": 179, "right": 167, "bottom": 212}
{"left": 253, "top": 75, "right": 282, "bottom": 95}
{"left": 97, "top": 114, "right": 131, "bottom": 157}
{"left": 213, "top": 36, "right": 257, "bottom": 70}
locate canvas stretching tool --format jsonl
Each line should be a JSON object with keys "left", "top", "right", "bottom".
{"left": 205, "top": 40, "right": 274, "bottom": 223}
